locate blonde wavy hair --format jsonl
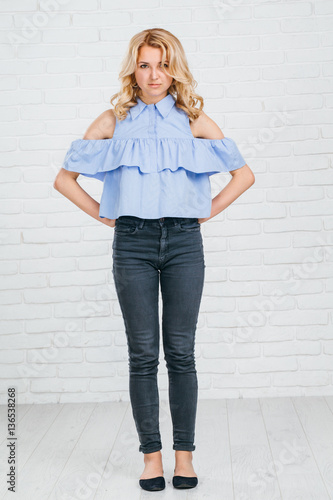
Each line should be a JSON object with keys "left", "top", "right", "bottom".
{"left": 110, "top": 28, "right": 204, "bottom": 122}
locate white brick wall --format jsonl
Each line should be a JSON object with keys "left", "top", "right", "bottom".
{"left": 1, "top": 0, "right": 332, "bottom": 404}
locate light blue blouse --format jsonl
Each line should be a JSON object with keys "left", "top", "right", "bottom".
{"left": 62, "top": 93, "right": 246, "bottom": 219}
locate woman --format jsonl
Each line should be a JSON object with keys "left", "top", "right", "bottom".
{"left": 54, "top": 28, "right": 255, "bottom": 492}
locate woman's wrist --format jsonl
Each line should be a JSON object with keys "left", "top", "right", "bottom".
{"left": 101, "top": 218, "right": 116, "bottom": 227}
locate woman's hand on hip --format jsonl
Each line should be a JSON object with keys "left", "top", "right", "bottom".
{"left": 102, "top": 218, "right": 116, "bottom": 228}
{"left": 198, "top": 217, "right": 210, "bottom": 224}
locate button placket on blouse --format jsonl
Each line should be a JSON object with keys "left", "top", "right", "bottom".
{"left": 148, "top": 105, "right": 157, "bottom": 173}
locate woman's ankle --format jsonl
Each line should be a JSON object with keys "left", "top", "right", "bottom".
{"left": 175, "top": 451, "right": 194, "bottom": 464}
{"left": 175, "top": 450, "right": 193, "bottom": 457}
{"left": 144, "top": 450, "right": 162, "bottom": 461}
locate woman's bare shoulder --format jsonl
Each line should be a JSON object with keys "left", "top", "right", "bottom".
{"left": 83, "top": 109, "right": 116, "bottom": 140}
{"left": 190, "top": 110, "right": 225, "bottom": 140}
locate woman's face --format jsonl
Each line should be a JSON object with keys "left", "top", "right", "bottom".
{"left": 134, "top": 45, "right": 173, "bottom": 102}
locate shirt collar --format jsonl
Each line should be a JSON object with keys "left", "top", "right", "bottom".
{"left": 129, "top": 93, "right": 176, "bottom": 120}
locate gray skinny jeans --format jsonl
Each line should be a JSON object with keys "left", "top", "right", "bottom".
{"left": 112, "top": 216, "right": 205, "bottom": 454}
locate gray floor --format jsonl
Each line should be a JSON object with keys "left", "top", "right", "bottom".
{"left": 1, "top": 396, "right": 333, "bottom": 499}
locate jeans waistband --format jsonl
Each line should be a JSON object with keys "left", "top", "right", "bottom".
{"left": 117, "top": 216, "right": 198, "bottom": 227}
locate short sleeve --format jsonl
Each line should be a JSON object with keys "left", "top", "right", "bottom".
{"left": 207, "top": 137, "right": 246, "bottom": 175}
{"left": 62, "top": 139, "right": 107, "bottom": 182}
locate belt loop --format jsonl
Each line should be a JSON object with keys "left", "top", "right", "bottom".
{"left": 138, "top": 219, "right": 145, "bottom": 229}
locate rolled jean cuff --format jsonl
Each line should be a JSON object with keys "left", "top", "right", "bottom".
{"left": 173, "top": 444, "right": 196, "bottom": 452}
{"left": 139, "top": 443, "right": 162, "bottom": 454}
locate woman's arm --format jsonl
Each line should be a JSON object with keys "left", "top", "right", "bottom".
{"left": 191, "top": 111, "right": 255, "bottom": 224}
{"left": 53, "top": 110, "right": 117, "bottom": 227}
{"left": 204, "top": 166, "right": 255, "bottom": 223}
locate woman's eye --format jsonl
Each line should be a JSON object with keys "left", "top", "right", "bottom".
{"left": 139, "top": 64, "right": 169, "bottom": 68}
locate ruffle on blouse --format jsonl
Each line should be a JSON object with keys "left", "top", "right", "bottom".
{"left": 62, "top": 137, "right": 246, "bottom": 181}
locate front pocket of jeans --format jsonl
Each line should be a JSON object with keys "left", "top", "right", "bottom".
{"left": 114, "top": 222, "right": 138, "bottom": 234}
{"left": 178, "top": 220, "right": 200, "bottom": 232}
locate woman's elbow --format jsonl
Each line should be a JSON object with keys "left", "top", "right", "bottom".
{"left": 53, "top": 172, "right": 61, "bottom": 192}
{"left": 243, "top": 164, "right": 255, "bottom": 186}
{"left": 53, "top": 168, "right": 79, "bottom": 191}
{"left": 232, "top": 164, "right": 255, "bottom": 186}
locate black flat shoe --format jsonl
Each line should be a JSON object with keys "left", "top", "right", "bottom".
{"left": 139, "top": 476, "right": 165, "bottom": 491}
{"left": 172, "top": 475, "right": 198, "bottom": 489}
